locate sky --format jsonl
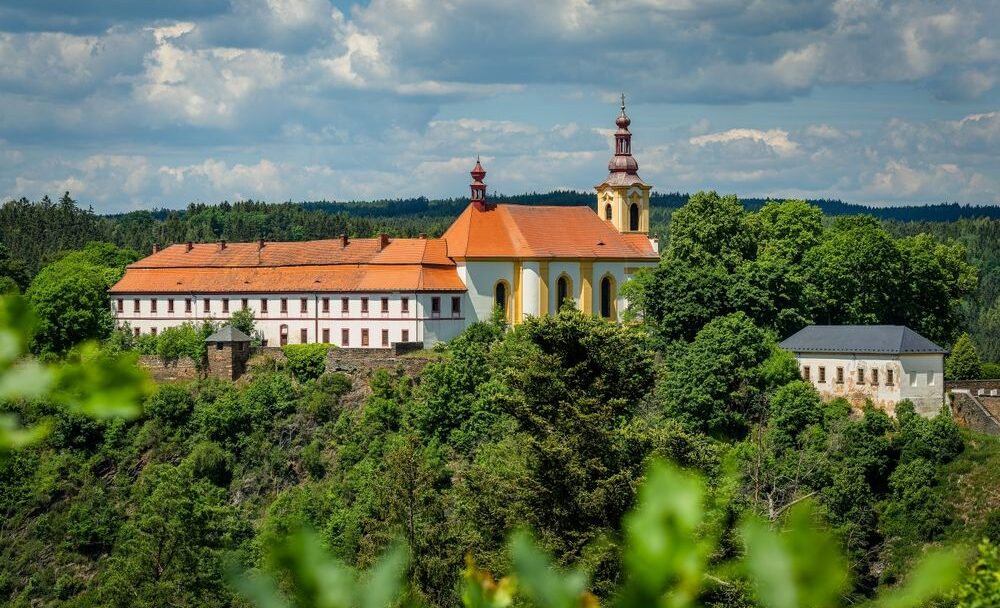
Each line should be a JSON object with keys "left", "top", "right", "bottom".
{"left": 0, "top": 0, "right": 998, "bottom": 213}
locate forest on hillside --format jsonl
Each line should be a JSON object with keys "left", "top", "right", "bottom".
{"left": 3, "top": 192, "right": 1000, "bottom": 606}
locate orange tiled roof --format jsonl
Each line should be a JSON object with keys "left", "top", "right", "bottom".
{"left": 441, "top": 203, "right": 659, "bottom": 259}
{"left": 110, "top": 265, "right": 465, "bottom": 294}
{"left": 129, "top": 237, "right": 453, "bottom": 268}
{"left": 111, "top": 236, "right": 464, "bottom": 294}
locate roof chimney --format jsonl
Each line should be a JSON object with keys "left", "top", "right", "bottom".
{"left": 152, "top": 243, "right": 160, "bottom": 254}
{"left": 218, "top": 240, "right": 226, "bottom": 251}
{"left": 378, "top": 233, "right": 390, "bottom": 251}
{"left": 185, "top": 241, "right": 193, "bottom": 252}
{"left": 341, "top": 234, "right": 349, "bottom": 247}
{"left": 258, "top": 238, "right": 265, "bottom": 251}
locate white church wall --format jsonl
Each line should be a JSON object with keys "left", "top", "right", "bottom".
{"left": 461, "top": 261, "right": 514, "bottom": 322}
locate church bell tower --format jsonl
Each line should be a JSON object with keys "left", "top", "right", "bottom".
{"left": 595, "top": 94, "right": 650, "bottom": 234}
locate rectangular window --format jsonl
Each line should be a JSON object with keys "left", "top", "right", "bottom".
{"left": 150, "top": 327, "right": 157, "bottom": 336}
{"left": 322, "top": 328, "right": 330, "bottom": 343}
{"left": 116, "top": 298, "right": 123, "bottom": 313}
{"left": 401, "top": 297, "right": 409, "bottom": 313}
{"left": 341, "top": 297, "right": 349, "bottom": 313}
{"left": 168, "top": 298, "right": 175, "bottom": 313}
{"left": 300, "top": 298, "right": 308, "bottom": 313}
{"left": 133, "top": 299, "right": 140, "bottom": 313}
{"left": 361, "top": 328, "right": 369, "bottom": 346}
{"left": 204, "top": 298, "right": 211, "bottom": 313}
{"left": 887, "top": 369, "right": 894, "bottom": 385}
{"left": 133, "top": 327, "right": 140, "bottom": 338}
{"left": 927, "top": 372, "right": 935, "bottom": 386}
{"left": 381, "top": 297, "right": 389, "bottom": 313}
{"left": 451, "top": 296, "right": 461, "bottom": 316}
{"left": 431, "top": 296, "right": 441, "bottom": 316}
{"left": 322, "top": 297, "right": 330, "bottom": 313}
{"left": 300, "top": 328, "right": 308, "bottom": 344}
{"left": 280, "top": 298, "right": 288, "bottom": 313}
{"left": 381, "top": 329, "right": 389, "bottom": 347}
{"left": 802, "top": 366, "right": 810, "bottom": 381}
{"left": 857, "top": 368, "right": 865, "bottom": 384}
{"left": 401, "top": 329, "right": 409, "bottom": 342}
{"left": 151, "top": 299, "right": 157, "bottom": 313}
{"left": 261, "top": 298, "right": 269, "bottom": 313}
{"left": 836, "top": 367, "right": 844, "bottom": 384}
{"left": 910, "top": 372, "right": 918, "bottom": 387}
{"left": 185, "top": 298, "right": 192, "bottom": 313}
{"left": 871, "top": 369, "right": 879, "bottom": 385}
{"left": 361, "top": 298, "right": 369, "bottom": 314}
{"left": 241, "top": 298, "right": 248, "bottom": 310}
{"left": 818, "top": 366, "right": 826, "bottom": 383}
{"left": 341, "top": 328, "right": 349, "bottom": 346}
{"left": 222, "top": 298, "right": 229, "bottom": 314}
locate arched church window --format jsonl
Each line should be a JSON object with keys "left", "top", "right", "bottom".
{"left": 605, "top": 204, "right": 612, "bottom": 220}
{"left": 629, "top": 203, "right": 640, "bottom": 231}
{"left": 556, "top": 275, "right": 572, "bottom": 310}
{"left": 494, "top": 280, "right": 510, "bottom": 319}
{"left": 600, "top": 275, "right": 615, "bottom": 320}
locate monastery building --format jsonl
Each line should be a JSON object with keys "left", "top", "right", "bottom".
{"left": 109, "top": 100, "right": 660, "bottom": 347}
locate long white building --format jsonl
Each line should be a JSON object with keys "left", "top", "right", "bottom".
{"left": 110, "top": 100, "right": 660, "bottom": 347}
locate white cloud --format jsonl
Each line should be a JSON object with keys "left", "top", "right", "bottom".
{"left": 689, "top": 128, "right": 800, "bottom": 157}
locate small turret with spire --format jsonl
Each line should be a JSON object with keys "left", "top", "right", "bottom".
{"left": 470, "top": 156, "right": 493, "bottom": 211}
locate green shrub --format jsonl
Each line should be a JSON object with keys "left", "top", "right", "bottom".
{"left": 982, "top": 362, "right": 1000, "bottom": 379}
{"left": 300, "top": 440, "right": 326, "bottom": 479}
{"left": 282, "top": 343, "right": 330, "bottom": 382}
{"left": 144, "top": 384, "right": 195, "bottom": 429}
{"left": 304, "top": 372, "right": 352, "bottom": 422}
{"left": 188, "top": 441, "right": 232, "bottom": 487}
{"left": 947, "top": 333, "right": 983, "bottom": 380}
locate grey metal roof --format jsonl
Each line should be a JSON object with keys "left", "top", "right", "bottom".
{"left": 779, "top": 325, "right": 947, "bottom": 355}
{"left": 204, "top": 325, "right": 252, "bottom": 343}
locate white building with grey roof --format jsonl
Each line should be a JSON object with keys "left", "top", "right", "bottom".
{"left": 779, "top": 325, "right": 947, "bottom": 416}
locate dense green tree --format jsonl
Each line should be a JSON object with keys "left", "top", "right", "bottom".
{"left": 948, "top": 332, "right": 984, "bottom": 380}
{"left": 97, "top": 463, "right": 244, "bottom": 607}
{"left": 750, "top": 199, "right": 824, "bottom": 264}
{"left": 659, "top": 313, "right": 797, "bottom": 436}
{"left": 25, "top": 242, "right": 139, "bottom": 356}
{"left": 667, "top": 190, "right": 753, "bottom": 270}
{"left": 804, "top": 216, "right": 902, "bottom": 325}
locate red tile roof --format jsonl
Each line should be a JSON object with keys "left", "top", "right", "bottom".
{"left": 441, "top": 203, "right": 659, "bottom": 259}
{"left": 129, "top": 237, "right": 453, "bottom": 268}
{"left": 112, "top": 237, "right": 463, "bottom": 294}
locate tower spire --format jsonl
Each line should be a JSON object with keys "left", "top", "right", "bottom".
{"left": 470, "top": 157, "right": 491, "bottom": 211}
{"left": 610, "top": 94, "right": 636, "bottom": 174}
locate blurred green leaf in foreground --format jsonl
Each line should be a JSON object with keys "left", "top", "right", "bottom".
{"left": 240, "top": 459, "right": 966, "bottom": 608}
{"left": 0, "top": 294, "right": 153, "bottom": 458}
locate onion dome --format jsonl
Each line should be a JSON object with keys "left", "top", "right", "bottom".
{"left": 608, "top": 93, "right": 639, "bottom": 175}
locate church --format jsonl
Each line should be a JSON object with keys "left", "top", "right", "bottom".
{"left": 109, "top": 100, "right": 660, "bottom": 348}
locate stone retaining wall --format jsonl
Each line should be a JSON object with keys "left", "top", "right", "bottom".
{"left": 138, "top": 355, "right": 200, "bottom": 382}
{"left": 950, "top": 390, "right": 1000, "bottom": 435}
{"left": 947, "top": 379, "right": 1000, "bottom": 393}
